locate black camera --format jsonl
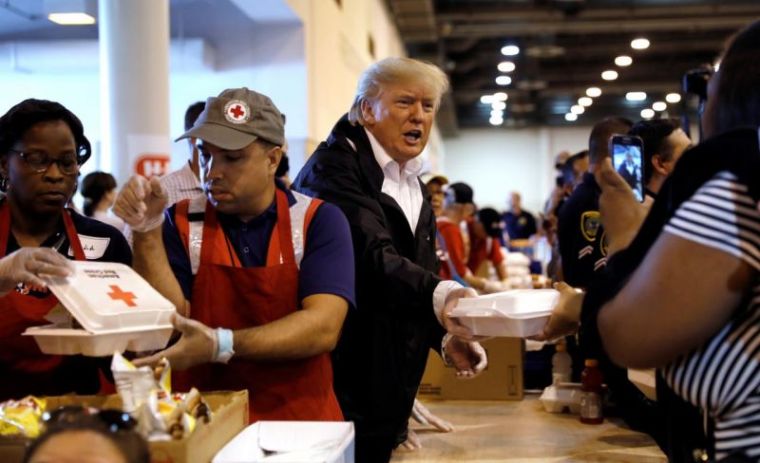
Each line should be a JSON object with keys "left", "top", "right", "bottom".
{"left": 682, "top": 66, "right": 713, "bottom": 101}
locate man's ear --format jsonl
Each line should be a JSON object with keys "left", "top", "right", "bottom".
{"left": 268, "top": 146, "right": 283, "bottom": 174}
{"left": 651, "top": 154, "right": 669, "bottom": 176}
{"left": 361, "top": 99, "right": 376, "bottom": 125}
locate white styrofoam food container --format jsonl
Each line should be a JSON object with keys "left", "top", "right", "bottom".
{"left": 539, "top": 383, "right": 582, "bottom": 414}
{"left": 23, "top": 261, "right": 175, "bottom": 356}
{"left": 213, "top": 421, "right": 355, "bottom": 463}
{"left": 449, "top": 289, "right": 558, "bottom": 337}
{"left": 628, "top": 368, "right": 657, "bottom": 401}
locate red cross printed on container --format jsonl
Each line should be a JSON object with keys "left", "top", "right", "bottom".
{"left": 224, "top": 100, "right": 250, "bottom": 124}
{"left": 107, "top": 285, "right": 137, "bottom": 307}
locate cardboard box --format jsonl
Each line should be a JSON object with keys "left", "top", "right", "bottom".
{"left": 417, "top": 338, "right": 524, "bottom": 400}
{"left": 213, "top": 421, "right": 354, "bottom": 463}
{"left": 0, "top": 390, "right": 248, "bottom": 463}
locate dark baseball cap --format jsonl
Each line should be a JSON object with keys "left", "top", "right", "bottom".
{"left": 447, "top": 182, "right": 474, "bottom": 204}
{"left": 176, "top": 87, "right": 285, "bottom": 150}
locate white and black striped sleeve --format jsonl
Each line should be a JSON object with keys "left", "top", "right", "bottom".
{"left": 664, "top": 171, "right": 760, "bottom": 271}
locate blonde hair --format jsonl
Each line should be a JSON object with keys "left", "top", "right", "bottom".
{"left": 348, "top": 57, "right": 449, "bottom": 125}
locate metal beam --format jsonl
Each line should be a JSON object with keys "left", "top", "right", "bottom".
{"left": 436, "top": 4, "right": 760, "bottom": 22}
{"left": 444, "top": 16, "right": 754, "bottom": 38}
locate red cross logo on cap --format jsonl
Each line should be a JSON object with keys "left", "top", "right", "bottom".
{"left": 107, "top": 285, "right": 137, "bottom": 307}
{"left": 224, "top": 100, "right": 250, "bottom": 124}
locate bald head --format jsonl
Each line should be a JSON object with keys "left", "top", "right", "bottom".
{"left": 588, "top": 117, "right": 633, "bottom": 165}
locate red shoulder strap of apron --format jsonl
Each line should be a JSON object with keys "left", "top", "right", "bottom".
{"left": 266, "top": 189, "right": 296, "bottom": 267}
{"left": 200, "top": 200, "right": 242, "bottom": 267}
{"left": 175, "top": 199, "right": 191, "bottom": 251}
{"left": 62, "top": 209, "right": 86, "bottom": 261}
{"left": 0, "top": 201, "right": 84, "bottom": 260}
{"left": 302, "top": 198, "right": 322, "bottom": 251}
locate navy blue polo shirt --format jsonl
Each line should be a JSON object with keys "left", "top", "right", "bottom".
{"left": 162, "top": 187, "right": 355, "bottom": 308}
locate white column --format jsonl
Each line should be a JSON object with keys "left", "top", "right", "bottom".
{"left": 99, "top": 0, "right": 171, "bottom": 184}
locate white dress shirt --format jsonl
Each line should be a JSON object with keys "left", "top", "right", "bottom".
{"left": 365, "top": 129, "right": 424, "bottom": 234}
{"left": 362, "top": 129, "right": 464, "bottom": 325}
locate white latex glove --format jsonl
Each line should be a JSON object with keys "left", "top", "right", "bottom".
{"left": 444, "top": 335, "right": 488, "bottom": 378}
{"left": 0, "top": 248, "right": 73, "bottom": 296}
{"left": 133, "top": 314, "right": 217, "bottom": 370}
{"left": 410, "top": 399, "right": 453, "bottom": 432}
{"left": 482, "top": 279, "right": 505, "bottom": 294}
{"left": 441, "top": 287, "right": 478, "bottom": 340}
{"left": 113, "top": 175, "right": 168, "bottom": 233}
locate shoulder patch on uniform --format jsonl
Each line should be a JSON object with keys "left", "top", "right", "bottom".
{"left": 580, "top": 211, "right": 601, "bottom": 242}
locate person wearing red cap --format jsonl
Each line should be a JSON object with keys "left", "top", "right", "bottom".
{"left": 114, "top": 87, "right": 355, "bottom": 423}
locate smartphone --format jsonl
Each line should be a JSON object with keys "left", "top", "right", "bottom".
{"left": 610, "top": 134, "right": 645, "bottom": 202}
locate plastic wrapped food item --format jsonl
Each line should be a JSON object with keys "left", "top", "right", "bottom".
{"left": 112, "top": 352, "right": 162, "bottom": 413}
{"left": 111, "top": 353, "right": 210, "bottom": 441}
{"left": 0, "top": 396, "right": 46, "bottom": 437}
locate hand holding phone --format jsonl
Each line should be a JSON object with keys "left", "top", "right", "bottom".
{"left": 610, "top": 134, "right": 645, "bottom": 202}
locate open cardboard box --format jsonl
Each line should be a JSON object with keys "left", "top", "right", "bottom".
{"left": 213, "top": 421, "right": 354, "bottom": 463}
{"left": 0, "top": 390, "right": 248, "bottom": 463}
{"left": 449, "top": 289, "right": 558, "bottom": 338}
{"left": 23, "top": 261, "right": 175, "bottom": 356}
{"left": 418, "top": 338, "right": 524, "bottom": 400}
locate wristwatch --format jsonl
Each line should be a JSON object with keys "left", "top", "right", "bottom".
{"left": 214, "top": 328, "right": 235, "bottom": 364}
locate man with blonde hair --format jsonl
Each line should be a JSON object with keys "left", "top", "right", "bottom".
{"left": 294, "top": 57, "right": 487, "bottom": 462}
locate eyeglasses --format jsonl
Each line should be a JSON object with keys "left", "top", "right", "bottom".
{"left": 8, "top": 149, "right": 84, "bottom": 175}
{"left": 42, "top": 405, "right": 137, "bottom": 433}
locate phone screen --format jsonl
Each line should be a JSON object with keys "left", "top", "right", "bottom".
{"left": 611, "top": 135, "right": 645, "bottom": 202}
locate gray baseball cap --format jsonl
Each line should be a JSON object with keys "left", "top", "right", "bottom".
{"left": 176, "top": 87, "right": 285, "bottom": 150}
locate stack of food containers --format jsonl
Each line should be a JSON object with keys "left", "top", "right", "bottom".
{"left": 23, "top": 261, "right": 175, "bottom": 356}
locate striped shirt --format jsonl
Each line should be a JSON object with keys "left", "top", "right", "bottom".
{"left": 160, "top": 162, "right": 203, "bottom": 206}
{"left": 663, "top": 171, "right": 760, "bottom": 460}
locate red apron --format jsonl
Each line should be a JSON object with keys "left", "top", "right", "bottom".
{"left": 0, "top": 201, "right": 88, "bottom": 398}
{"left": 174, "top": 189, "right": 343, "bottom": 422}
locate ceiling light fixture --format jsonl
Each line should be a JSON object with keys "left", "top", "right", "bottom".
{"left": 601, "top": 70, "right": 618, "bottom": 81}
{"left": 615, "top": 55, "right": 633, "bottom": 67}
{"left": 495, "top": 75, "right": 512, "bottom": 86}
{"left": 497, "top": 61, "right": 516, "bottom": 73}
{"left": 565, "top": 113, "right": 578, "bottom": 122}
{"left": 491, "top": 101, "right": 507, "bottom": 111}
{"left": 501, "top": 45, "right": 520, "bottom": 56}
{"left": 625, "top": 91, "right": 647, "bottom": 101}
{"left": 480, "top": 95, "right": 495, "bottom": 104}
{"left": 489, "top": 116, "right": 504, "bottom": 126}
{"left": 570, "top": 105, "right": 585, "bottom": 115}
{"left": 631, "top": 38, "right": 650, "bottom": 50}
{"left": 578, "top": 97, "right": 593, "bottom": 107}
{"left": 665, "top": 93, "right": 682, "bottom": 103}
{"left": 652, "top": 101, "right": 667, "bottom": 111}
{"left": 493, "top": 92, "right": 508, "bottom": 101}
{"left": 45, "top": 0, "right": 96, "bottom": 25}
{"left": 641, "top": 108, "right": 655, "bottom": 119}
{"left": 490, "top": 109, "right": 504, "bottom": 118}
{"left": 586, "top": 87, "right": 602, "bottom": 98}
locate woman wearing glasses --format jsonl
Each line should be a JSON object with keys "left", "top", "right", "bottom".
{"left": 0, "top": 99, "right": 132, "bottom": 401}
